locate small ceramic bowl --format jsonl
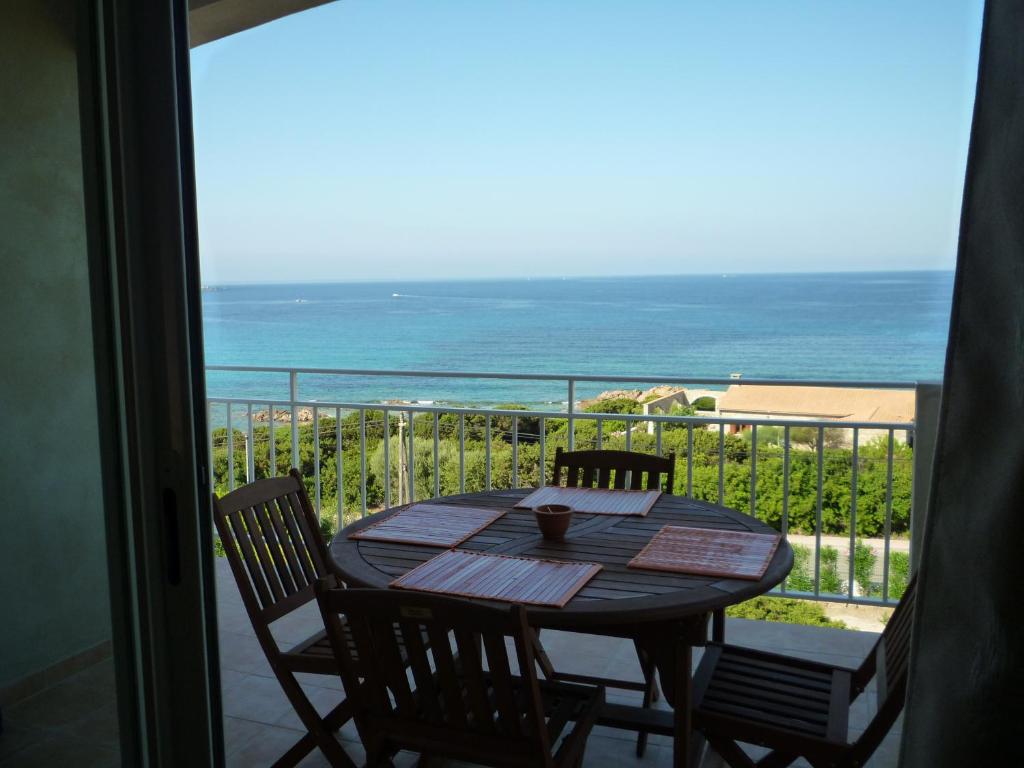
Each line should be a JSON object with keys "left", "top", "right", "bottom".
{"left": 533, "top": 504, "right": 573, "bottom": 541}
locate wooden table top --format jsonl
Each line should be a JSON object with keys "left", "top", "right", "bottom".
{"left": 330, "top": 488, "right": 793, "bottom": 630}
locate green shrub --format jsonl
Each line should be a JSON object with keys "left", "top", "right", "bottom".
{"left": 820, "top": 545, "right": 845, "bottom": 595}
{"left": 582, "top": 397, "right": 642, "bottom": 415}
{"left": 726, "top": 596, "right": 847, "bottom": 628}
{"left": 854, "top": 539, "right": 877, "bottom": 596}
{"left": 692, "top": 396, "right": 717, "bottom": 411}
{"left": 785, "top": 543, "right": 815, "bottom": 592}
{"left": 783, "top": 543, "right": 848, "bottom": 596}
{"left": 209, "top": 403, "right": 913, "bottom": 539}
{"left": 888, "top": 551, "right": 910, "bottom": 599}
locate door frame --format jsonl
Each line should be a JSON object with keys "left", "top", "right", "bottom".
{"left": 78, "top": 1, "right": 221, "bottom": 764}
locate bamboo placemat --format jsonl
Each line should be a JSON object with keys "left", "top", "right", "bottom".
{"left": 628, "top": 525, "right": 782, "bottom": 580}
{"left": 513, "top": 486, "right": 661, "bottom": 516}
{"left": 390, "top": 550, "right": 602, "bottom": 607}
{"left": 349, "top": 504, "right": 506, "bottom": 547}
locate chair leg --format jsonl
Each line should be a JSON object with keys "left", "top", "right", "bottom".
{"left": 271, "top": 697, "right": 353, "bottom": 767}
{"left": 532, "top": 628, "right": 557, "bottom": 679}
{"left": 706, "top": 735, "right": 757, "bottom": 768}
{"left": 756, "top": 751, "right": 801, "bottom": 768}
{"left": 711, "top": 608, "right": 725, "bottom": 642}
{"left": 271, "top": 733, "right": 316, "bottom": 768}
{"left": 275, "top": 669, "right": 357, "bottom": 768}
{"left": 365, "top": 742, "right": 396, "bottom": 768}
{"left": 633, "top": 640, "right": 659, "bottom": 757}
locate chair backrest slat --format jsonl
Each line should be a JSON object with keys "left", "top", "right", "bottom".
{"left": 552, "top": 448, "right": 675, "bottom": 493}
{"left": 251, "top": 501, "right": 296, "bottom": 594}
{"left": 453, "top": 627, "right": 496, "bottom": 734}
{"left": 371, "top": 617, "right": 417, "bottom": 716}
{"left": 397, "top": 620, "right": 443, "bottom": 722}
{"left": 226, "top": 507, "right": 274, "bottom": 609}
{"left": 425, "top": 622, "right": 469, "bottom": 726}
{"left": 481, "top": 632, "right": 523, "bottom": 737}
{"left": 241, "top": 505, "right": 286, "bottom": 603}
{"left": 284, "top": 489, "right": 329, "bottom": 576}
{"left": 260, "top": 499, "right": 306, "bottom": 590}
{"left": 316, "top": 586, "right": 552, "bottom": 764}
{"left": 274, "top": 493, "right": 320, "bottom": 586}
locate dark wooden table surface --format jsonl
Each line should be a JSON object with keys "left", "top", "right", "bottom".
{"left": 330, "top": 488, "right": 793, "bottom": 767}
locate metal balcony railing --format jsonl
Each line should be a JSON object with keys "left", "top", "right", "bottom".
{"left": 205, "top": 365, "right": 922, "bottom": 607}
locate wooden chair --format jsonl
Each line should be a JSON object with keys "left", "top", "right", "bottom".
{"left": 552, "top": 447, "right": 675, "bottom": 491}
{"left": 540, "top": 448, "right": 675, "bottom": 756}
{"left": 692, "top": 577, "right": 917, "bottom": 768}
{"left": 315, "top": 584, "right": 605, "bottom": 768}
{"left": 213, "top": 469, "right": 358, "bottom": 768}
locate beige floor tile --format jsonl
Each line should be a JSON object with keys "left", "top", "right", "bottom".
{"left": 221, "top": 673, "right": 294, "bottom": 725}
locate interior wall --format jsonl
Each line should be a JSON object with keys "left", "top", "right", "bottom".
{"left": 0, "top": 0, "right": 111, "bottom": 695}
{"left": 902, "top": 0, "right": 1024, "bottom": 764}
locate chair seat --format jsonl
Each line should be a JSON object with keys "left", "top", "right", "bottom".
{"left": 694, "top": 643, "right": 852, "bottom": 749}
{"left": 281, "top": 622, "right": 425, "bottom": 676}
{"left": 280, "top": 629, "right": 343, "bottom": 674}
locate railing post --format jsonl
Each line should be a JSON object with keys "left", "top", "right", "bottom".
{"left": 407, "top": 409, "right": 415, "bottom": 503}
{"left": 511, "top": 415, "right": 518, "bottom": 489}
{"left": 849, "top": 428, "right": 859, "bottom": 598}
{"left": 313, "top": 406, "right": 321, "bottom": 521}
{"left": 567, "top": 379, "right": 576, "bottom": 451}
{"left": 539, "top": 416, "right": 546, "bottom": 487}
{"left": 359, "top": 410, "right": 367, "bottom": 517}
{"left": 433, "top": 412, "right": 440, "bottom": 498}
{"left": 289, "top": 369, "right": 299, "bottom": 471}
{"left": 911, "top": 382, "right": 942, "bottom": 571}
{"left": 227, "top": 404, "right": 234, "bottom": 491}
{"left": 207, "top": 402, "right": 215, "bottom": 490}
{"left": 342, "top": 409, "right": 350, "bottom": 524}
{"left": 459, "top": 413, "right": 466, "bottom": 494}
{"left": 246, "top": 403, "right": 255, "bottom": 482}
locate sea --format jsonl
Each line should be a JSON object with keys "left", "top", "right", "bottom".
{"left": 202, "top": 271, "right": 954, "bottom": 407}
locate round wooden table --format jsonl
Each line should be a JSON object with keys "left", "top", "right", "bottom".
{"left": 330, "top": 488, "right": 793, "bottom": 767}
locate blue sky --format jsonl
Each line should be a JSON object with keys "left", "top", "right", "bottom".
{"left": 190, "top": 0, "right": 983, "bottom": 283}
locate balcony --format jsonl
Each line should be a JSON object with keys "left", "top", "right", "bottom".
{"left": 199, "top": 366, "right": 923, "bottom": 766}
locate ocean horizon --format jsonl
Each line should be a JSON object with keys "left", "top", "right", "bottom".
{"left": 202, "top": 271, "right": 954, "bottom": 406}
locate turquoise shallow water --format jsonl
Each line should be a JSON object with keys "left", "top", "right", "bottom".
{"left": 201, "top": 271, "right": 953, "bottom": 405}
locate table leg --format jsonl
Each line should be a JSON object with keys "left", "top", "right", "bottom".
{"left": 673, "top": 637, "right": 693, "bottom": 768}
{"left": 638, "top": 617, "right": 708, "bottom": 768}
